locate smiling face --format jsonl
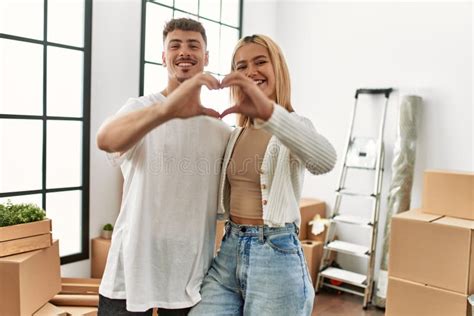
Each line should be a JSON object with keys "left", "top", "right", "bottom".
{"left": 233, "top": 42, "right": 276, "bottom": 101}
{"left": 162, "top": 30, "right": 209, "bottom": 83}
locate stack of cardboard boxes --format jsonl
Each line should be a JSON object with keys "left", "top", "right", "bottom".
{"left": 0, "top": 217, "right": 101, "bottom": 315}
{"left": 386, "top": 170, "right": 474, "bottom": 316}
{"left": 299, "top": 198, "right": 327, "bottom": 287}
{"left": 91, "top": 237, "right": 111, "bottom": 278}
{"left": 34, "top": 278, "right": 100, "bottom": 315}
{"left": 0, "top": 219, "right": 61, "bottom": 315}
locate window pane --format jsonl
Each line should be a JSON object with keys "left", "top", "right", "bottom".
{"left": 47, "top": 47, "right": 83, "bottom": 117}
{"left": 199, "top": 0, "right": 220, "bottom": 21}
{"left": 145, "top": 2, "right": 173, "bottom": 63}
{"left": 144, "top": 63, "right": 168, "bottom": 96}
{"left": 199, "top": 19, "right": 220, "bottom": 73}
{"left": 153, "top": 0, "right": 173, "bottom": 6}
{"left": 46, "top": 121, "right": 82, "bottom": 189}
{"left": 47, "top": 0, "right": 85, "bottom": 47}
{"left": 221, "top": 0, "right": 240, "bottom": 27}
{"left": 0, "top": 194, "right": 42, "bottom": 207}
{"left": 0, "top": 39, "right": 43, "bottom": 115}
{"left": 173, "top": 10, "right": 197, "bottom": 20}
{"left": 0, "top": 0, "right": 43, "bottom": 40}
{"left": 0, "top": 119, "right": 42, "bottom": 193}
{"left": 174, "top": 0, "right": 198, "bottom": 15}
{"left": 46, "top": 190, "right": 82, "bottom": 256}
{"left": 219, "top": 26, "right": 239, "bottom": 75}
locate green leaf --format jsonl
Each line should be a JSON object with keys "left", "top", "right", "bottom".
{"left": 0, "top": 200, "right": 46, "bottom": 227}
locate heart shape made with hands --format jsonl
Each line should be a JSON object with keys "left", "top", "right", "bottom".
{"left": 193, "top": 72, "right": 274, "bottom": 121}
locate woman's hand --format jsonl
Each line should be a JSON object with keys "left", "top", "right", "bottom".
{"left": 162, "top": 72, "right": 221, "bottom": 119}
{"left": 220, "top": 72, "right": 274, "bottom": 121}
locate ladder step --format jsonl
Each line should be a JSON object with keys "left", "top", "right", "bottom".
{"left": 333, "top": 215, "right": 373, "bottom": 227}
{"left": 320, "top": 267, "right": 367, "bottom": 288}
{"left": 322, "top": 282, "right": 366, "bottom": 297}
{"left": 336, "top": 189, "right": 377, "bottom": 198}
{"left": 325, "top": 240, "right": 370, "bottom": 257}
{"left": 345, "top": 164, "right": 376, "bottom": 171}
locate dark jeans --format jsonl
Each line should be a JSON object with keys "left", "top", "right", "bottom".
{"left": 98, "top": 294, "right": 191, "bottom": 316}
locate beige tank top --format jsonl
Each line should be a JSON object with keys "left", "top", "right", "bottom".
{"left": 226, "top": 126, "right": 272, "bottom": 222}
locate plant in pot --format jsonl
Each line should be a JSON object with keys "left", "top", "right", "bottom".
{"left": 0, "top": 200, "right": 46, "bottom": 227}
{"left": 0, "top": 201, "right": 51, "bottom": 257}
{"left": 101, "top": 223, "right": 114, "bottom": 239}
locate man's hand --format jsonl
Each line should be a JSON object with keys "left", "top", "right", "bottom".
{"left": 219, "top": 72, "right": 274, "bottom": 121}
{"left": 162, "top": 73, "right": 221, "bottom": 119}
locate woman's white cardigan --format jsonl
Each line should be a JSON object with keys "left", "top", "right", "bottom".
{"left": 217, "top": 105, "right": 337, "bottom": 227}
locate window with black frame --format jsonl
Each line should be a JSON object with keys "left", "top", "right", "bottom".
{"left": 140, "top": 0, "right": 243, "bottom": 124}
{"left": 0, "top": 0, "right": 91, "bottom": 264}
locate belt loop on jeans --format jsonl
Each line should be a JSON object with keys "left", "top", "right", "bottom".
{"left": 293, "top": 223, "right": 300, "bottom": 236}
{"left": 258, "top": 225, "right": 264, "bottom": 243}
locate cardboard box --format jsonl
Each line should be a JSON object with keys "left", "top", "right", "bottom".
{"left": 422, "top": 170, "right": 474, "bottom": 220}
{"left": 0, "top": 240, "right": 61, "bottom": 316}
{"left": 59, "top": 306, "right": 97, "bottom": 316}
{"left": 214, "top": 220, "right": 226, "bottom": 254}
{"left": 0, "top": 219, "right": 51, "bottom": 241}
{"left": 299, "top": 198, "right": 326, "bottom": 240}
{"left": 0, "top": 233, "right": 52, "bottom": 257}
{"left": 34, "top": 303, "right": 97, "bottom": 316}
{"left": 50, "top": 294, "right": 99, "bottom": 307}
{"left": 91, "top": 237, "right": 111, "bottom": 278}
{"left": 61, "top": 278, "right": 101, "bottom": 295}
{"left": 386, "top": 277, "right": 470, "bottom": 316}
{"left": 388, "top": 209, "right": 474, "bottom": 294}
{"left": 0, "top": 219, "right": 52, "bottom": 257}
{"left": 301, "top": 240, "right": 323, "bottom": 286}
{"left": 33, "top": 302, "right": 68, "bottom": 316}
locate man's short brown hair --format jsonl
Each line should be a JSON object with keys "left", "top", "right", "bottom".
{"left": 163, "top": 18, "right": 207, "bottom": 46}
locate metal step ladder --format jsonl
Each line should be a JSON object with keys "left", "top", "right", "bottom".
{"left": 315, "top": 88, "right": 393, "bottom": 308}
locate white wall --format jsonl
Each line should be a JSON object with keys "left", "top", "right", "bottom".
{"left": 272, "top": 1, "right": 473, "bottom": 276}
{"left": 242, "top": 0, "right": 277, "bottom": 38}
{"left": 61, "top": 0, "right": 142, "bottom": 277}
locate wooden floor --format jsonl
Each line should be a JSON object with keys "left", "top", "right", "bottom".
{"left": 313, "top": 291, "right": 385, "bottom": 316}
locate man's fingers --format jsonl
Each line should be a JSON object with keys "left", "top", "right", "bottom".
{"left": 198, "top": 73, "right": 221, "bottom": 90}
{"left": 220, "top": 105, "right": 239, "bottom": 119}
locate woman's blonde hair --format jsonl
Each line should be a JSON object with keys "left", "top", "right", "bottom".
{"left": 230, "top": 34, "right": 294, "bottom": 127}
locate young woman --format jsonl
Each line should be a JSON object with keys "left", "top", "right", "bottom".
{"left": 189, "top": 34, "right": 337, "bottom": 316}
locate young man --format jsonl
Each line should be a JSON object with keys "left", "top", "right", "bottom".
{"left": 96, "top": 18, "right": 231, "bottom": 315}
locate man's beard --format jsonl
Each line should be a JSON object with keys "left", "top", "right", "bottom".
{"left": 176, "top": 75, "right": 187, "bottom": 83}
{"left": 174, "top": 68, "right": 194, "bottom": 83}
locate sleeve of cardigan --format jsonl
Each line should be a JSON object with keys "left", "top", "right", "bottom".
{"left": 254, "top": 104, "right": 337, "bottom": 175}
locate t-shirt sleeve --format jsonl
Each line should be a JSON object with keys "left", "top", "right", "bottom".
{"left": 105, "top": 97, "right": 146, "bottom": 167}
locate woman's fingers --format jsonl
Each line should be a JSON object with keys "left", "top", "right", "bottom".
{"left": 221, "top": 74, "right": 251, "bottom": 89}
{"left": 220, "top": 105, "right": 240, "bottom": 119}
{"left": 201, "top": 106, "right": 220, "bottom": 118}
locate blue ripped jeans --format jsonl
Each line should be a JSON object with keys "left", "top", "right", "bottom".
{"left": 189, "top": 220, "right": 314, "bottom": 316}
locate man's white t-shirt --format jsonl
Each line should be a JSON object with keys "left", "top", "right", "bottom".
{"left": 99, "top": 93, "right": 232, "bottom": 311}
